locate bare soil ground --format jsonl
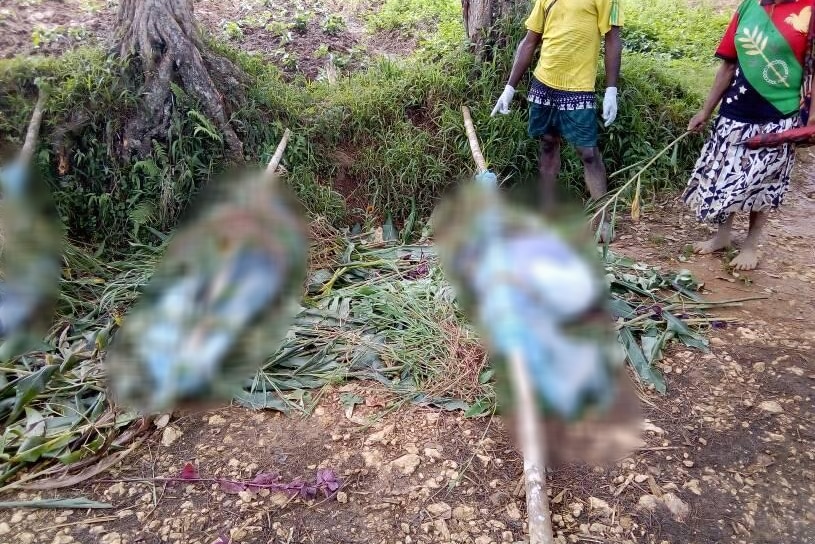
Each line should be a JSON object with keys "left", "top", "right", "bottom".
{"left": 0, "top": 0, "right": 402, "bottom": 79}
{"left": 1, "top": 159, "right": 813, "bottom": 544}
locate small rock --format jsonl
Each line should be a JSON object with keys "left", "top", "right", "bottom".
{"left": 238, "top": 490, "right": 254, "bottom": 503}
{"left": 683, "top": 479, "right": 702, "bottom": 496}
{"left": 0, "top": 523, "right": 9, "bottom": 535}
{"left": 154, "top": 413, "right": 171, "bottom": 429}
{"left": 502, "top": 531, "right": 514, "bottom": 542}
{"left": 106, "top": 482, "right": 126, "bottom": 497}
{"left": 208, "top": 414, "right": 226, "bottom": 425}
{"left": 588, "top": 497, "right": 612, "bottom": 517}
{"left": 589, "top": 523, "right": 607, "bottom": 534}
{"left": 365, "top": 425, "right": 395, "bottom": 445}
{"left": 362, "top": 449, "right": 383, "bottom": 468}
{"left": 475, "top": 537, "right": 492, "bottom": 544}
{"left": 661, "top": 493, "right": 689, "bottom": 522}
{"left": 683, "top": 460, "right": 695, "bottom": 468}
{"left": 569, "top": 501, "right": 584, "bottom": 518}
{"left": 637, "top": 494, "right": 659, "bottom": 512}
{"left": 424, "top": 448, "right": 442, "bottom": 460}
{"left": 506, "top": 502, "right": 522, "bottom": 521}
{"left": 161, "top": 427, "right": 182, "bottom": 447}
{"left": 390, "top": 454, "right": 421, "bottom": 476}
{"left": 753, "top": 362, "right": 766, "bottom": 373}
{"left": 100, "top": 532, "right": 122, "bottom": 544}
{"left": 270, "top": 492, "right": 289, "bottom": 507}
{"left": 336, "top": 492, "right": 348, "bottom": 504}
{"left": 634, "top": 474, "right": 649, "bottom": 484}
{"left": 453, "top": 505, "right": 476, "bottom": 521}
{"left": 427, "top": 503, "right": 452, "bottom": 519}
{"left": 433, "top": 519, "right": 451, "bottom": 541}
{"left": 758, "top": 400, "right": 784, "bottom": 414}
{"left": 642, "top": 421, "right": 665, "bottom": 435}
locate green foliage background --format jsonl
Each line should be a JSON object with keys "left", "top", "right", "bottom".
{"left": 0, "top": 0, "right": 729, "bottom": 248}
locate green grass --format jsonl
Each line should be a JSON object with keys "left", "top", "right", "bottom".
{"left": 623, "top": 0, "right": 730, "bottom": 63}
{"left": 0, "top": 0, "right": 719, "bottom": 246}
{"left": 367, "top": 0, "right": 461, "bottom": 33}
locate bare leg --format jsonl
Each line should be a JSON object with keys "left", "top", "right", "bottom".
{"left": 693, "top": 214, "right": 733, "bottom": 254}
{"left": 576, "top": 146, "right": 612, "bottom": 242}
{"left": 538, "top": 135, "right": 560, "bottom": 214}
{"left": 730, "top": 211, "right": 768, "bottom": 271}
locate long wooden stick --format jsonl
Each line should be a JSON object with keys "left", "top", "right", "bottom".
{"left": 266, "top": 128, "right": 292, "bottom": 174}
{"left": 461, "top": 106, "right": 488, "bottom": 173}
{"left": 508, "top": 351, "right": 555, "bottom": 544}
{"left": 461, "top": 106, "right": 555, "bottom": 544}
{"left": 18, "top": 86, "right": 50, "bottom": 168}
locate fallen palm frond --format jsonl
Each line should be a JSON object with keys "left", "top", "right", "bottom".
{"left": 0, "top": 221, "right": 735, "bottom": 489}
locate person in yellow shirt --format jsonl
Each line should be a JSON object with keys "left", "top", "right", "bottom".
{"left": 492, "top": 0, "right": 623, "bottom": 239}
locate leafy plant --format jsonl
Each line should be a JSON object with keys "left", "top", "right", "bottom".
{"left": 241, "top": 11, "right": 273, "bottom": 29}
{"left": 314, "top": 44, "right": 330, "bottom": 58}
{"left": 322, "top": 14, "right": 347, "bottom": 36}
{"left": 292, "top": 11, "right": 312, "bottom": 32}
{"left": 222, "top": 21, "right": 244, "bottom": 41}
{"left": 265, "top": 21, "right": 289, "bottom": 37}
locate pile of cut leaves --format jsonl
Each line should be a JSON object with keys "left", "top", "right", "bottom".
{"left": 0, "top": 223, "right": 733, "bottom": 489}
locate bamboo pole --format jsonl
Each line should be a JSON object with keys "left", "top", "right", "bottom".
{"left": 266, "top": 129, "right": 292, "bottom": 174}
{"left": 461, "top": 105, "right": 555, "bottom": 544}
{"left": 18, "top": 85, "right": 50, "bottom": 169}
{"left": 461, "top": 107, "right": 488, "bottom": 173}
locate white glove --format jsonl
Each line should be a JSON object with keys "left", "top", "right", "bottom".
{"left": 491, "top": 85, "right": 516, "bottom": 117}
{"left": 603, "top": 87, "right": 618, "bottom": 127}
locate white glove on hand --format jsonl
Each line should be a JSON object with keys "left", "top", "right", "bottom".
{"left": 491, "top": 85, "right": 516, "bottom": 117}
{"left": 603, "top": 87, "right": 618, "bottom": 127}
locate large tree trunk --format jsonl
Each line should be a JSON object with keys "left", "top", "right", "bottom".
{"left": 461, "top": 0, "right": 516, "bottom": 58}
{"left": 115, "top": 0, "right": 243, "bottom": 159}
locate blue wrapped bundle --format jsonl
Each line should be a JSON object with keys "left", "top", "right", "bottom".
{"left": 436, "top": 181, "right": 623, "bottom": 421}
{"left": 104, "top": 171, "right": 308, "bottom": 414}
{"left": 0, "top": 160, "right": 63, "bottom": 362}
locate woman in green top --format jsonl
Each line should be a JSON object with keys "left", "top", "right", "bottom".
{"left": 685, "top": 0, "right": 815, "bottom": 271}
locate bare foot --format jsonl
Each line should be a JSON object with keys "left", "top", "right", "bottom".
{"left": 730, "top": 248, "right": 759, "bottom": 271}
{"left": 692, "top": 237, "right": 729, "bottom": 255}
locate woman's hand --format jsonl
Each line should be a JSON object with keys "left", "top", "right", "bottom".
{"left": 688, "top": 111, "right": 710, "bottom": 133}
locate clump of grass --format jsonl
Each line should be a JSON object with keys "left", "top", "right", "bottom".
{"left": 222, "top": 21, "right": 244, "bottom": 41}
{"left": 368, "top": 0, "right": 461, "bottom": 34}
{"left": 623, "top": 0, "right": 730, "bottom": 63}
{"left": 322, "top": 14, "right": 347, "bottom": 36}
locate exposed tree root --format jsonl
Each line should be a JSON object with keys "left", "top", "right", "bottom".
{"left": 115, "top": 0, "right": 244, "bottom": 159}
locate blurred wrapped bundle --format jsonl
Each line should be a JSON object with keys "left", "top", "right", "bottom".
{"left": 105, "top": 166, "right": 308, "bottom": 415}
{"left": 436, "top": 177, "right": 640, "bottom": 463}
{"left": 0, "top": 87, "right": 63, "bottom": 363}
{"left": 436, "top": 178, "right": 621, "bottom": 419}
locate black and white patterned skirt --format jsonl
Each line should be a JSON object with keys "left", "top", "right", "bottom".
{"left": 683, "top": 115, "right": 798, "bottom": 224}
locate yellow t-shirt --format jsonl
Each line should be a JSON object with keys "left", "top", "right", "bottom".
{"left": 526, "top": 0, "right": 624, "bottom": 92}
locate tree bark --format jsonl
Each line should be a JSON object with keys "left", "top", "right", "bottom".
{"left": 461, "top": 0, "right": 516, "bottom": 58}
{"left": 114, "top": 0, "right": 243, "bottom": 159}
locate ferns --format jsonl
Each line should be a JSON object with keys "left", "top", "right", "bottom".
{"left": 188, "top": 110, "right": 223, "bottom": 143}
